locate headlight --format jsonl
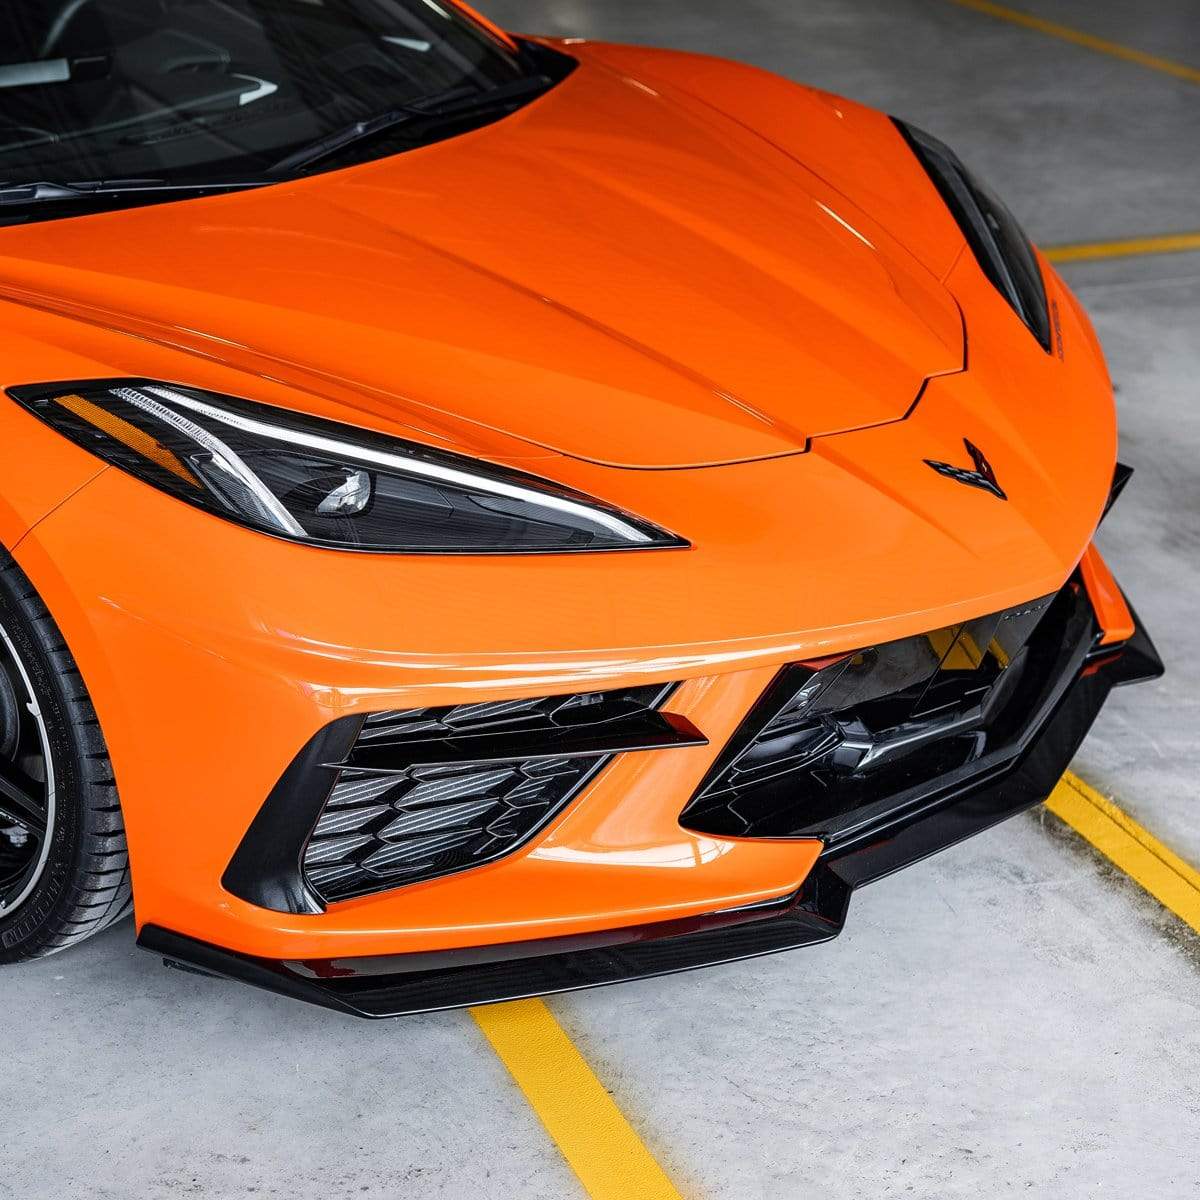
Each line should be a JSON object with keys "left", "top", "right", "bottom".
{"left": 894, "top": 120, "right": 1051, "bottom": 351}
{"left": 7, "top": 380, "right": 687, "bottom": 554}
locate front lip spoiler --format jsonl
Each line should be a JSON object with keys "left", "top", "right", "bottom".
{"left": 137, "top": 605, "right": 1162, "bottom": 1018}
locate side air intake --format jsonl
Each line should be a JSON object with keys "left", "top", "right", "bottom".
{"left": 223, "top": 683, "right": 704, "bottom": 913}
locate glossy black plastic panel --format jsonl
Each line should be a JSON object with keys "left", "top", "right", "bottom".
{"left": 895, "top": 119, "right": 1052, "bottom": 350}
{"left": 1105, "top": 461, "right": 1134, "bottom": 520}
{"left": 679, "top": 582, "right": 1088, "bottom": 844}
{"left": 139, "top": 884, "right": 846, "bottom": 1018}
{"left": 221, "top": 716, "right": 363, "bottom": 916}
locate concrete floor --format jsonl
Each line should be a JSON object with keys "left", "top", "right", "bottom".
{"left": 5, "top": 2, "right": 1199, "bottom": 1197}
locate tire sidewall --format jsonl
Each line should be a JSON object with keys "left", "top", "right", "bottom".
{"left": 0, "top": 583, "right": 85, "bottom": 958}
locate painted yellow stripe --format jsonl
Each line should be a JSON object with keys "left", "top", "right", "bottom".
{"left": 1049, "top": 772, "right": 1200, "bottom": 935}
{"left": 470, "top": 776, "right": 1198, "bottom": 1200}
{"left": 944, "top": 0, "right": 1200, "bottom": 86}
{"left": 471, "top": 998, "right": 685, "bottom": 1200}
{"left": 1044, "top": 231, "right": 1200, "bottom": 264}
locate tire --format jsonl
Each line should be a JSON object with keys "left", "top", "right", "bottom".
{"left": 0, "top": 546, "right": 132, "bottom": 961}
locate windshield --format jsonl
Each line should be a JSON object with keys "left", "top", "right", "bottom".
{"left": 0, "top": 1, "right": 559, "bottom": 208}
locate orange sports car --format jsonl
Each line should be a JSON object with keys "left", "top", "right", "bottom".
{"left": 0, "top": 0, "right": 1160, "bottom": 1015}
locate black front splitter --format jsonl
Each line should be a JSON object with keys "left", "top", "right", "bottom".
{"left": 138, "top": 613, "right": 1162, "bottom": 1018}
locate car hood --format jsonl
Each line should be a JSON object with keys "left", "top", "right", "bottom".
{"left": 0, "top": 45, "right": 963, "bottom": 469}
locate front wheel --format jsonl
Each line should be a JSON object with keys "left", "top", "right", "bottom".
{"left": 0, "top": 548, "right": 132, "bottom": 961}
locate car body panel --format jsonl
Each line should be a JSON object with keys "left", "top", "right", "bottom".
{"left": 0, "top": 347, "right": 107, "bottom": 548}
{"left": 0, "top": 35, "right": 1138, "bottom": 971}
{"left": 0, "top": 45, "right": 965, "bottom": 470}
{"left": 1079, "top": 544, "right": 1135, "bottom": 645}
{"left": 577, "top": 41, "right": 969, "bottom": 282}
{"left": 10, "top": 248, "right": 1118, "bottom": 960}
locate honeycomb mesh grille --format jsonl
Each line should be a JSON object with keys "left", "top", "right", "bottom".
{"left": 305, "top": 756, "right": 607, "bottom": 901}
{"left": 302, "top": 683, "right": 681, "bottom": 903}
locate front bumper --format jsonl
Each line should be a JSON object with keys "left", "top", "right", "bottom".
{"left": 9, "top": 253, "right": 1126, "bottom": 965}
{"left": 137, "top": 577, "right": 1161, "bottom": 1017}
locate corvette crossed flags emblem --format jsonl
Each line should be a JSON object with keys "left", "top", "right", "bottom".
{"left": 923, "top": 438, "right": 1007, "bottom": 501}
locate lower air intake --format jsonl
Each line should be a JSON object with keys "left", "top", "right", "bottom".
{"left": 679, "top": 581, "right": 1089, "bottom": 845}
{"left": 302, "top": 684, "right": 701, "bottom": 903}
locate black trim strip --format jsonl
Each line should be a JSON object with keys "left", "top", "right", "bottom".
{"left": 220, "top": 716, "right": 364, "bottom": 916}
{"left": 139, "top": 885, "right": 847, "bottom": 1019}
{"left": 1104, "top": 462, "right": 1134, "bottom": 521}
{"left": 341, "top": 711, "right": 706, "bottom": 771}
{"left": 893, "top": 118, "right": 1052, "bottom": 352}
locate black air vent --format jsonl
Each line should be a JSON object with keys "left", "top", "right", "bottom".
{"left": 302, "top": 683, "right": 704, "bottom": 903}
{"left": 679, "top": 585, "right": 1082, "bottom": 845}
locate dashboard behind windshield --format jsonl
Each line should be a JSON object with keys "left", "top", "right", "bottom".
{"left": 0, "top": 0, "right": 546, "bottom": 201}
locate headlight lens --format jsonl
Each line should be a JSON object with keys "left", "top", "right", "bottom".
{"left": 8, "top": 380, "right": 687, "bottom": 553}
{"left": 894, "top": 120, "right": 1051, "bottom": 351}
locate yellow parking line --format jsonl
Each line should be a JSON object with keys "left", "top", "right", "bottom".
{"left": 1049, "top": 772, "right": 1200, "bottom": 934}
{"left": 471, "top": 998, "right": 685, "bottom": 1200}
{"left": 944, "top": 0, "right": 1200, "bottom": 86}
{"left": 1045, "top": 232, "right": 1200, "bottom": 263}
{"left": 470, "top": 775, "right": 1197, "bottom": 1200}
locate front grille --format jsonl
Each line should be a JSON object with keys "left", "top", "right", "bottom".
{"left": 679, "top": 581, "right": 1090, "bottom": 844}
{"left": 302, "top": 683, "right": 702, "bottom": 903}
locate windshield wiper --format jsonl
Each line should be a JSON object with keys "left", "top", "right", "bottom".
{"left": 0, "top": 177, "right": 273, "bottom": 207}
{"left": 0, "top": 74, "right": 558, "bottom": 213}
{"left": 268, "top": 73, "right": 553, "bottom": 175}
